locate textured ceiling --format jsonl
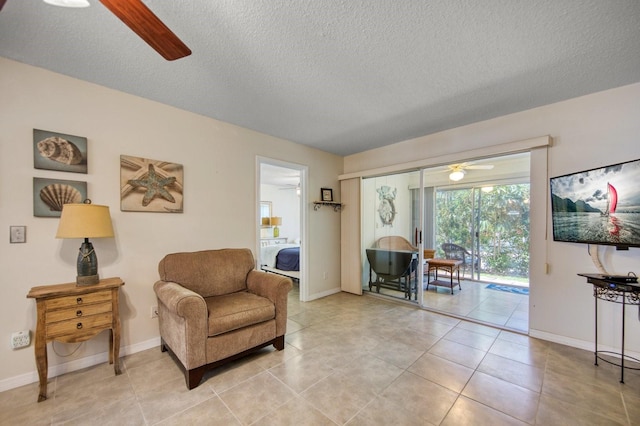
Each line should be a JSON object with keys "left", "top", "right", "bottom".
{"left": 1, "top": 1, "right": 639, "bottom": 156}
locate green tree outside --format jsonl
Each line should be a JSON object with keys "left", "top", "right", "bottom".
{"left": 435, "top": 184, "right": 530, "bottom": 279}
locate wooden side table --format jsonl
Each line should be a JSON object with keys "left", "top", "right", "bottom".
{"left": 27, "top": 277, "right": 124, "bottom": 402}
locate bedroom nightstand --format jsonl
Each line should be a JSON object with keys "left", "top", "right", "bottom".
{"left": 27, "top": 277, "right": 124, "bottom": 402}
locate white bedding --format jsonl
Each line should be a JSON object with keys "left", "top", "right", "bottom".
{"left": 260, "top": 244, "right": 299, "bottom": 267}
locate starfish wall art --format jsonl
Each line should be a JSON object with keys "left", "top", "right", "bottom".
{"left": 120, "top": 155, "right": 184, "bottom": 213}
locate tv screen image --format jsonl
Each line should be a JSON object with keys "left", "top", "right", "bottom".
{"left": 550, "top": 158, "right": 640, "bottom": 248}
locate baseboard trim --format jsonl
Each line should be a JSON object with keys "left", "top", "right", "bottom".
{"left": 306, "top": 287, "right": 341, "bottom": 301}
{"left": 0, "top": 337, "right": 161, "bottom": 393}
{"left": 529, "top": 328, "right": 640, "bottom": 360}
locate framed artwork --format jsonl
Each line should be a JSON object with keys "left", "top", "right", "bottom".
{"left": 376, "top": 185, "right": 397, "bottom": 226}
{"left": 33, "top": 129, "right": 88, "bottom": 174}
{"left": 10, "top": 226, "right": 26, "bottom": 243}
{"left": 260, "top": 201, "right": 272, "bottom": 226}
{"left": 321, "top": 188, "right": 334, "bottom": 202}
{"left": 33, "top": 177, "right": 87, "bottom": 217}
{"left": 120, "top": 155, "right": 184, "bottom": 213}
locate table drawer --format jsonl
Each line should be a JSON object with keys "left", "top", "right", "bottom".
{"left": 45, "top": 290, "right": 111, "bottom": 310}
{"left": 46, "top": 312, "right": 113, "bottom": 339}
{"left": 46, "top": 301, "right": 112, "bottom": 323}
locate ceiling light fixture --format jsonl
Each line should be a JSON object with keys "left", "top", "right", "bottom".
{"left": 449, "top": 170, "right": 465, "bottom": 181}
{"left": 43, "top": 0, "right": 90, "bottom": 8}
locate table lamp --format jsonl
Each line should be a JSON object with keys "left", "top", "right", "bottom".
{"left": 270, "top": 216, "right": 282, "bottom": 238}
{"left": 56, "top": 201, "right": 114, "bottom": 286}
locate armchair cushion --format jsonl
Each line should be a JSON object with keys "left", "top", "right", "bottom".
{"left": 205, "top": 292, "right": 275, "bottom": 337}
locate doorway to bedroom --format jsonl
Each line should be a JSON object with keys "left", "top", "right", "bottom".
{"left": 258, "top": 159, "right": 306, "bottom": 301}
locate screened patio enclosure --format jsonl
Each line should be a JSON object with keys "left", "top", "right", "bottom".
{"left": 361, "top": 153, "right": 531, "bottom": 302}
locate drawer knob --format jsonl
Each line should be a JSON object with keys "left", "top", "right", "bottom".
{"left": 76, "top": 323, "right": 83, "bottom": 330}
{"left": 76, "top": 297, "right": 83, "bottom": 305}
{"left": 76, "top": 310, "right": 83, "bottom": 317}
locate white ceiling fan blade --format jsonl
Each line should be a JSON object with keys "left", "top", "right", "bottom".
{"left": 466, "top": 165, "right": 494, "bottom": 170}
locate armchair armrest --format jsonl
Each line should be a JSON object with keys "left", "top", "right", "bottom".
{"left": 246, "top": 270, "right": 292, "bottom": 336}
{"left": 153, "top": 280, "right": 208, "bottom": 369}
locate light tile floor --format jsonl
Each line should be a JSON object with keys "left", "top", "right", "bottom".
{"left": 369, "top": 277, "right": 529, "bottom": 333}
{"left": 1, "top": 287, "right": 638, "bottom": 425}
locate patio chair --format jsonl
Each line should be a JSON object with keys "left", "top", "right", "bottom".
{"left": 441, "top": 242, "right": 479, "bottom": 275}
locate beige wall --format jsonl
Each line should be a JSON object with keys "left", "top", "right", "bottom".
{"left": 344, "top": 82, "right": 640, "bottom": 356}
{"left": 0, "top": 58, "right": 342, "bottom": 389}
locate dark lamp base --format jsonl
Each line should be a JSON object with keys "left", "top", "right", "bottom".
{"left": 76, "top": 274, "right": 100, "bottom": 286}
{"left": 76, "top": 238, "right": 99, "bottom": 286}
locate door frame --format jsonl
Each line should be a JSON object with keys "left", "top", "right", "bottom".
{"left": 256, "top": 156, "right": 309, "bottom": 301}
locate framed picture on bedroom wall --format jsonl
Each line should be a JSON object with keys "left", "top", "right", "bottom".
{"left": 260, "top": 201, "right": 272, "bottom": 226}
{"left": 321, "top": 188, "right": 333, "bottom": 202}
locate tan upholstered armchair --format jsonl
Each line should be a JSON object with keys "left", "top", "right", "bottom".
{"left": 153, "top": 248, "right": 292, "bottom": 389}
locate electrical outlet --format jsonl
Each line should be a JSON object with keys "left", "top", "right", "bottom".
{"left": 150, "top": 306, "right": 158, "bottom": 318}
{"left": 11, "top": 330, "right": 30, "bottom": 349}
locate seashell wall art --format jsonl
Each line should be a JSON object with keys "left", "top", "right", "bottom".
{"left": 33, "top": 129, "right": 88, "bottom": 174}
{"left": 39, "top": 183, "right": 82, "bottom": 211}
{"left": 33, "top": 178, "right": 87, "bottom": 217}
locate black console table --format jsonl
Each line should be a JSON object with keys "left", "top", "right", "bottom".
{"left": 579, "top": 273, "right": 640, "bottom": 383}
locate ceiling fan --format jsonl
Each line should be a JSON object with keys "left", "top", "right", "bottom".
{"left": 446, "top": 162, "right": 494, "bottom": 181}
{"left": 0, "top": 0, "right": 191, "bottom": 61}
{"left": 279, "top": 183, "right": 301, "bottom": 196}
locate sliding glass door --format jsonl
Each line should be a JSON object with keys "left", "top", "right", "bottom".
{"left": 419, "top": 153, "right": 531, "bottom": 297}
{"left": 475, "top": 183, "right": 530, "bottom": 285}
{"left": 433, "top": 182, "right": 530, "bottom": 285}
{"left": 360, "top": 153, "right": 531, "bottom": 309}
{"left": 361, "top": 171, "right": 423, "bottom": 301}
{"left": 434, "top": 187, "right": 479, "bottom": 279}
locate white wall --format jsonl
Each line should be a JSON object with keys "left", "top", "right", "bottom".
{"left": 260, "top": 183, "right": 301, "bottom": 242}
{"left": 0, "top": 58, "right": 342, "bottom": 389}
{"left": 345, "top": 82, "right": 640, "bottom": 356}
{"left": 362, "top": 173, "right": 415, "bottom": 249}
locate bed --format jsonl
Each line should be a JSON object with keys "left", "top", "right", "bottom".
{"left": 274, "top": 247, "right": 300, "bottom": 271}
{"left": 260, "top": 244, "right": 300, "bottom": 271}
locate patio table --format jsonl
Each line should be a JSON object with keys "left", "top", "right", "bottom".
{"left": 426, "top": 259, "right": 463, "bottom": 294}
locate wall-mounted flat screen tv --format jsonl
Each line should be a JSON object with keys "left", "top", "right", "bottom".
{"left": 550, "top": 158, "right": 640, "bottom": 249}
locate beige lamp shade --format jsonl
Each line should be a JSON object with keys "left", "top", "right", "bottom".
{"left": 261, "top": 217, "right": 271, "bottom": 226}
{"left": 56, "top": 203, "right": 115, "bottom": 239}
{"left": 270, "top": 216, "right": 282, "bottom": 226}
